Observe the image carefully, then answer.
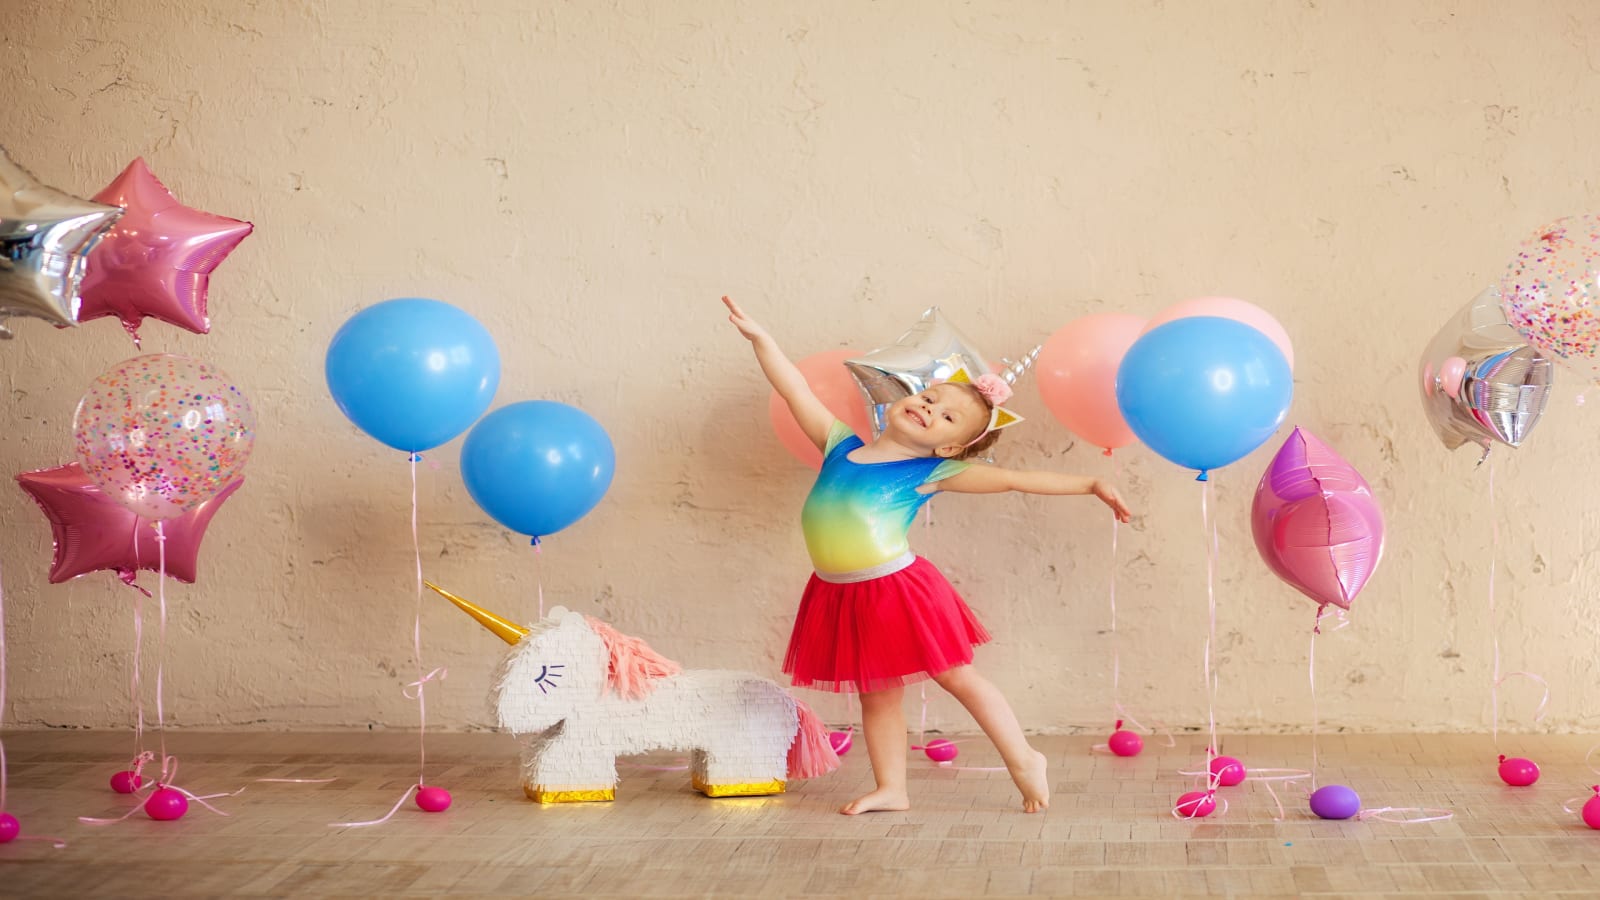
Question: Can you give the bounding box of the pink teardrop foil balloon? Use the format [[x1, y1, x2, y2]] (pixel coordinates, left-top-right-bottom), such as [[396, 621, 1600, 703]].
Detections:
[[1250, 428, 1384, 610]]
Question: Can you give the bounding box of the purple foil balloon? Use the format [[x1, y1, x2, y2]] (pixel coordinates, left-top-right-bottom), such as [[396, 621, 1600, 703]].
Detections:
[[1250, 428, 1384, 611], [77, 158, 253, 346], [16, 462, 243, 590]]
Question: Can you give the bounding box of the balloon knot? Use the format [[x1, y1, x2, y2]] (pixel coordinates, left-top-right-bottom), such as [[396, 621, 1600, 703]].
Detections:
[[1498, 754, 1507, 763], [409, 453, 423, 463], [1114, 719, 1123, 730], [530, 536, 542, 548], [1195, 471, 1209, 482], [1102, 448, 1113, 457]]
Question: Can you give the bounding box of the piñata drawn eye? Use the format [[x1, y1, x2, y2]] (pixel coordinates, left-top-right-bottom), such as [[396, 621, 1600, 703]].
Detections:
[[533, 664, 564, 693]]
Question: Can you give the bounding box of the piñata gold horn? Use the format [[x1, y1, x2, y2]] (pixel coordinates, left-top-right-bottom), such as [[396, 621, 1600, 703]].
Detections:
[[424, 580, 530, 645]]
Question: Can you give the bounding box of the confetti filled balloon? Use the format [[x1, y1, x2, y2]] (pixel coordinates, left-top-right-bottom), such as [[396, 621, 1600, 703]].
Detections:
[[72, 355, 255, 520], [1500, 214, 1600, 383]]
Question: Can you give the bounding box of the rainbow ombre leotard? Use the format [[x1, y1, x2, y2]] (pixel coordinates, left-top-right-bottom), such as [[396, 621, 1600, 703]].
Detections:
[[801, 421, 970, 580]]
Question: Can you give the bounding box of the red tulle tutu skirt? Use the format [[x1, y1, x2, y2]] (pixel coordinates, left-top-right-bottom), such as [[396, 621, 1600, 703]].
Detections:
[[782, 556, 991, 694]]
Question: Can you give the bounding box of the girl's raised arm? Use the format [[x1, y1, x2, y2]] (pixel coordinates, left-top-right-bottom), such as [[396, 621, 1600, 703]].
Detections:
[[724, 296, 836, 451]]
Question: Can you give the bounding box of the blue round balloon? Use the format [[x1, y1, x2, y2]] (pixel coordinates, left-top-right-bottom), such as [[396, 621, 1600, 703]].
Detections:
[[461, 401, 616, 539], [1116, 317, 1292, 479], [325, 298, 501, 453]]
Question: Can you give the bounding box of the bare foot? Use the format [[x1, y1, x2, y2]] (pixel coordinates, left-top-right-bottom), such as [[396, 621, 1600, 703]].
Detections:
[[839, 787, 910, 815], [1010, 749, 1049, 813]]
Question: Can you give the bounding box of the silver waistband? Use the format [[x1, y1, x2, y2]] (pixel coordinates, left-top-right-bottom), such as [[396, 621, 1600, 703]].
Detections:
[[814, 552, 916, 584]]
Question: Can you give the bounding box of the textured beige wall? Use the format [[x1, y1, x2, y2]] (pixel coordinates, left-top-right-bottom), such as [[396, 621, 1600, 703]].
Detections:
[[2, 1, 1598, 736]]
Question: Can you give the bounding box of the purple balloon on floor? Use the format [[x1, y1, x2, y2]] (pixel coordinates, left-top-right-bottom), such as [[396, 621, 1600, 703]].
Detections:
[[1309, 784, 1361, 820]]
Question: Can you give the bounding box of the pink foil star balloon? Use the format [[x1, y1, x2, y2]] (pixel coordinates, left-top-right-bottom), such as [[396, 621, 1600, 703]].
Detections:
[[77, 158, 253, 345], [1250, 428, 1384, 611], [16, 462, 243, 590]]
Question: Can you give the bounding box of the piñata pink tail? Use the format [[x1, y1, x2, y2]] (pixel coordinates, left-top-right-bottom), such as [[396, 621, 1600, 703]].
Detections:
[[787, 699, 840, 780]]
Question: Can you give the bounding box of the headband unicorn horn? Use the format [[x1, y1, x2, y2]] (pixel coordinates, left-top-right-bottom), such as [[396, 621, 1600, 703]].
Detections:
[[945, 365, 1026, 434], [425, 580, 529, 645], [998, 345, 1040, 386]]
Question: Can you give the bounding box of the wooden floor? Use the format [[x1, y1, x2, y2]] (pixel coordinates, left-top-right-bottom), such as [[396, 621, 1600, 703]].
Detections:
[[0, 730, 1595, 897]]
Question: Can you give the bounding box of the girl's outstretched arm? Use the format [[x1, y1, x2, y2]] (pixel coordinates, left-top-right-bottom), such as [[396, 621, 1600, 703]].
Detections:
[[937, 465, 1133, 522], [723, 295, 835, 451]]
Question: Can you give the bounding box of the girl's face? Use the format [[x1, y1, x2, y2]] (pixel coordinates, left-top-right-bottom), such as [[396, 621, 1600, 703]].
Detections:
[[886, 383, 989, 457]]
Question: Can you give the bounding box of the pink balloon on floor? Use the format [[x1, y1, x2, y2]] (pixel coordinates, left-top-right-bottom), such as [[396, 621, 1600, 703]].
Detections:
[[828, 731, 853, 755], [1107, 722, 1143, 757], [416, 786, 452, 812], [1251, 428, 1384, 611], [17, 462, 243, 589], [1497, 755, 1539, 786], [1581, 788, 1600, 829], [144, 787, 189, 821], [109, 770, 145, 794], [1036, 313, 1147, 453], [1143, 296, 1294, 372], [1175, 790, 1216, 818], [768, 349, 873, 469], [921, 739, 959, 763], [0, 813, 18, 843], [1209, 756, 1246, 787], [77, 158, 254, 345]]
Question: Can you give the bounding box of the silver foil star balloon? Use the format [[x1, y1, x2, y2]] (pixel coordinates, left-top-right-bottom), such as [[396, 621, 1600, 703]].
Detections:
[[1419, 286, 1554, 461], [0, 147, 123, 338], [845, 307, 1038, 436]]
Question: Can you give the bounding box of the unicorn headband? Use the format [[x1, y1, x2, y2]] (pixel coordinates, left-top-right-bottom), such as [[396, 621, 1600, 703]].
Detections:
[[942, 364, 1025, 444]]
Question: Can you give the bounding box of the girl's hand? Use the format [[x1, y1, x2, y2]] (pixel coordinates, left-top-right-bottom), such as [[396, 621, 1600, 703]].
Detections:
[[1094, 479, 1133, 523], [723, 296, 770, 343]]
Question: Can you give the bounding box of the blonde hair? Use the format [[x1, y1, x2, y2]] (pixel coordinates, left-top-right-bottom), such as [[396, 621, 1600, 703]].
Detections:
[[946, 382, 1003, 460]]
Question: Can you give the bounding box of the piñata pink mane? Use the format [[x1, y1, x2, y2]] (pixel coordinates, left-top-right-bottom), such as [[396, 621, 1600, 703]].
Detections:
[[584, 616, 682, 699]]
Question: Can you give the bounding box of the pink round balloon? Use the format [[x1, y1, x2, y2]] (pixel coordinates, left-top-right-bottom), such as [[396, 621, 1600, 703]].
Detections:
[[144, 787, 189, 821], [1036, 313, 1146, 453], [416, 786, 452, 812], [1497, 755, 1539, 787], [1251, 428, 1383, 610], [767, 349, 873, 470], [0, 813, 18, 843], [1582, 791, 1600, 829], [78, 158, 253, 345], [1107, 729, 1143, 757], [109, 770, 144, 794], [1209, 756, 1246, 787], [1175, 790, 1216, 818], [828, 730, 853, 755], [922, 739, 959, 763], [1143, 297, 1294, 372], [1438, 356, 1468, 400], [72, 354, 255, 520]]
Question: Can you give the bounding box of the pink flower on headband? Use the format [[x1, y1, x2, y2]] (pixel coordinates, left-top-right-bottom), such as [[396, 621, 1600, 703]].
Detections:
[[972, 373, 1013, 406]]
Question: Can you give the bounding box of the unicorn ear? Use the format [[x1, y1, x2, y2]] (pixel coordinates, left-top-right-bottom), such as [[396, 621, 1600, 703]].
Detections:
[[944, 365, 1025, 433]]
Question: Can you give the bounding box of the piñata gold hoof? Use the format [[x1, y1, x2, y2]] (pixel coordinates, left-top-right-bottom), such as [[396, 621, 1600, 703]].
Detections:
[[691, 774, 786, 798], [524, 784, 616, 803]]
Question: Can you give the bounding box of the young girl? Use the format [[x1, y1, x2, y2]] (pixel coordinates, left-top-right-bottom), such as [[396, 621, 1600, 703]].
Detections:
[[724, 296, 1133, 815]]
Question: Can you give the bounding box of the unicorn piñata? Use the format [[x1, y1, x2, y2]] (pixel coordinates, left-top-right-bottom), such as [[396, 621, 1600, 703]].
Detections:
[[427, 581, 839, 803]]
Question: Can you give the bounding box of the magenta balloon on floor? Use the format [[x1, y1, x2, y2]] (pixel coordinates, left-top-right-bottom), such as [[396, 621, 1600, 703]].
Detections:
[[1250, 428, 1384, 612]]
